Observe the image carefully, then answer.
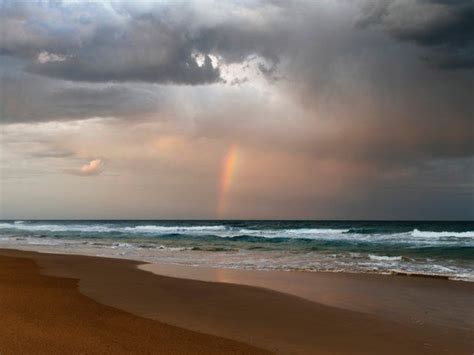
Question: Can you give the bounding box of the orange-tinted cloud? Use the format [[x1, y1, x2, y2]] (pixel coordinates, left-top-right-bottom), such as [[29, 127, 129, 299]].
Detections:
[[64, 159, 104, 177]]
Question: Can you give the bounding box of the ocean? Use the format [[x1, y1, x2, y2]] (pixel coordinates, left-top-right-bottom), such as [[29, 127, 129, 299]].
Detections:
[[0, 220, 472, 281]]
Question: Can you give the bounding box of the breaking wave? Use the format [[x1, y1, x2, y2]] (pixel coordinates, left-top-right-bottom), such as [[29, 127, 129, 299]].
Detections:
[[0, 220, 472, 281], [411, 229, 474, 238]]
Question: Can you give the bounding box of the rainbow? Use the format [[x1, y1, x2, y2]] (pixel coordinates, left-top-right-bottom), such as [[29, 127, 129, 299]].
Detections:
[[217, 145, 239, 217]]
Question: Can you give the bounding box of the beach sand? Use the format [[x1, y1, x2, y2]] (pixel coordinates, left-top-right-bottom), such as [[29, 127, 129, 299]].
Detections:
[[0, 252, 266, 354], [0, 249, 472, 354]]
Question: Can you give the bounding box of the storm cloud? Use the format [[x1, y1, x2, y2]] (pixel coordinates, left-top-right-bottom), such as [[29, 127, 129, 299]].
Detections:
[[0, 0, 281, 84], [0, 73, 161, 123], [0, 0, 472, 219], [357, 0, 474, 69]]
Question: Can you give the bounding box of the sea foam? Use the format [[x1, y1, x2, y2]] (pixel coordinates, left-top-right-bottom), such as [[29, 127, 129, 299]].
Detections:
[[368, 255, 402, 261], [411, 229, 474, 238]]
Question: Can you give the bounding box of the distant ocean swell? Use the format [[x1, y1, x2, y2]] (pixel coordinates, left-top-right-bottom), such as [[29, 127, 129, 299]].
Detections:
[[0, 221, 472, 281]]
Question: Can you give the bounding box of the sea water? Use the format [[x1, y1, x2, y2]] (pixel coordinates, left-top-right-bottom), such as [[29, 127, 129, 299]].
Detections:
[[0, 220, 472, 281]]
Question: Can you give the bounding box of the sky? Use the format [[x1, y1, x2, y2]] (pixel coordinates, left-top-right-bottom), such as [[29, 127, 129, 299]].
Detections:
[[0, 0, 473, 220]]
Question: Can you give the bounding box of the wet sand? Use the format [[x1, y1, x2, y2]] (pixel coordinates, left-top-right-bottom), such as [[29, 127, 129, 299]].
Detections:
[[0, 249, 472, 354], [140, 263, 474, 331]]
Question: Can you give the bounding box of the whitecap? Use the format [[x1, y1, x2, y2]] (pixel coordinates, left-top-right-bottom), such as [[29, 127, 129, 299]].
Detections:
[[368, 255, 402, 261], [0, 222, 228, 234], [411, 229, 474, 238]]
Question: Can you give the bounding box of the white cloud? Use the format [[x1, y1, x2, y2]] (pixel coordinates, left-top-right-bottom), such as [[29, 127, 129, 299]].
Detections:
[[64, 159, 103, 176], [37, 51, 68, 64]]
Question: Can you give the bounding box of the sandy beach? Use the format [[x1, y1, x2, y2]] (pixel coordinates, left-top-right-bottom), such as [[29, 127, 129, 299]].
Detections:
[[0, 249, 472, 354], [0, 251, 265, 354]]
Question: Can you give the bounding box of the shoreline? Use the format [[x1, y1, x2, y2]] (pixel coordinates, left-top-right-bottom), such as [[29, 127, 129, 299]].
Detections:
[[1, 220, 472, 282], [1, 248, 473, 354], [1, 243, 471, 282]]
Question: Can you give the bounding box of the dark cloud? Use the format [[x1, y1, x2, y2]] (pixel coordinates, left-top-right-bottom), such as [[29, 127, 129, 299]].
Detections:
[[29, 147, 75, 159], [2, 0, 471, 90], [0, 69, 160, 123], [28, 49, 221, 85], [357, 0, 474, 69], [0, 1, 301, 85], [1, 1, 222, 84]]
